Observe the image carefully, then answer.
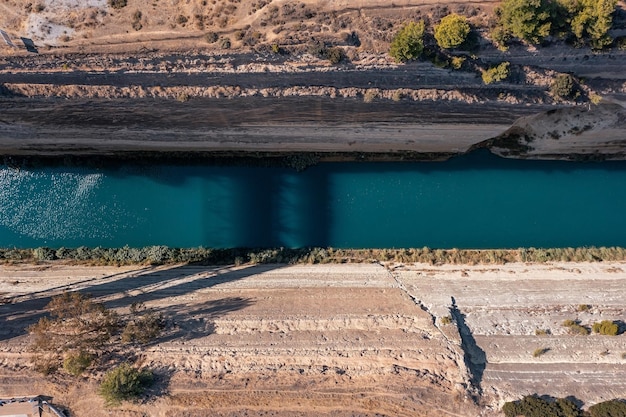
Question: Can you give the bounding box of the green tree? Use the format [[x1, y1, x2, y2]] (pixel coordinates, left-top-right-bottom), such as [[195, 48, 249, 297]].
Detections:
[[435, 14, 471, 49], [569, 0, 617, 48], [496, 0, 553, 44], [99, 364, 153, 406], [588, 400, 626, 417], [389, 21, 426, 63]]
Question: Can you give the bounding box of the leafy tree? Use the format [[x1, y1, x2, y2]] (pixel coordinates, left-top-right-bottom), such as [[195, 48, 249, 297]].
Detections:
[[496, 0, 554, 44], [389, 21, 426, 63], [569, 0, 617, 48], [588, 400, 626, 417], [99, 364, 153, 406], [435, 14, 471, 49]]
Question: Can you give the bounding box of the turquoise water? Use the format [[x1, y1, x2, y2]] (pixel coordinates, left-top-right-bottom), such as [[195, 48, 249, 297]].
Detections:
[[1, 151, 626, 249]]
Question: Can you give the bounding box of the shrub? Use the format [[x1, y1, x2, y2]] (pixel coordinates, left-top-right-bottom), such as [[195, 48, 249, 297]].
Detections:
[[99, 364, 153, 406], [63, 351, 93, 376], [28, 292, 119, 372], [176, 15, 188, 25], [220, 38, 231, 49], [441, 316, 453, 325], [592, 320, 619, 335], [562, 319, 590, 335], [535, 328, 551, 336], [482, 62, 510, 84], [588, 400, 626, 417], [503, 395, 584, 417], [551, 74, 578, 99], [205, 32, 219, 43], [389, 21, 426, 63], [325, 47, 345, 64], [577, 304, 591, 312], [33, 247, 55, 261], [435, 14, 471, 49], [121, 303, 165, 344], [533, 347, 550, 357], [451, 56, 466, 70], [495, 0, 553, 44], [108, 0, 127, 9]]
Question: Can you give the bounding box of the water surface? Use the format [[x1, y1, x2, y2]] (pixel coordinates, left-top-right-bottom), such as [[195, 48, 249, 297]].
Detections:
[[1, 151, 625, 249]]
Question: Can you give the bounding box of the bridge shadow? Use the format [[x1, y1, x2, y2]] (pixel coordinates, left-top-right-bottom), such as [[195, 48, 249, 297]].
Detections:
[[0, 263, 281, 342], [450, 296, 486, 397]]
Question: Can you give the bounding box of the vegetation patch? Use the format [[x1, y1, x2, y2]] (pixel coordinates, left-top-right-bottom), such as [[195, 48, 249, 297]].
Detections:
[[504, 396, 626, 417], [99, 364, 153, 406], [533, 347, 550, 357], [434, 14, 471, 49], [551, 74, 579, 100], [28, 292, 163, 375], [108, 0, 127, 9], [389, 21, 426, 63], [6, 246, 626, 266], [562, 319, 590, 335], [592, 320, 619, 336], [588, 400, 626, 417], [482, 62, 510, 84]]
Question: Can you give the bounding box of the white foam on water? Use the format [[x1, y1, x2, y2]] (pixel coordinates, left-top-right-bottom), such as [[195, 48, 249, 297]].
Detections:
[[0, 168, 113, 242]]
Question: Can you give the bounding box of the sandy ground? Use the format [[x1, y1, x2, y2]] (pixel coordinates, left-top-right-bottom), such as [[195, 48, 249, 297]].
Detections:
[[0, 262, 624, 415]]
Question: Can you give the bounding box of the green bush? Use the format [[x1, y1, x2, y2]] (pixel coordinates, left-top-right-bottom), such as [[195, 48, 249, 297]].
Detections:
[[533, 347, 550, 357], [63, 351, 93, 376], [389, 21, 426, 63], [324, 47, 345, 64], [562, 319, 590, 335], [441, 316, 453, 325], [551, 74, 578, 99], [108, 0, 127, 9], [482, 62, 510, 84], [33, 247, 55, 261], [435, 14, 471, 49], [588, 400, 626, 417], [495, 0, 553, 44], [568, 0, 618, 49], [450, 56, 466, 70], [99, 364, 153, 406], [592, 320, 619, 335], [503, 395, 583, 417]]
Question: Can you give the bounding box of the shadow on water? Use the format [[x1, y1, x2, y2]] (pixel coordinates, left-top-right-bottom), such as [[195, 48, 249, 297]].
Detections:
[[201, 167, 331, 248], [450, 296, 486, 396], [0, 263, 280, 342]]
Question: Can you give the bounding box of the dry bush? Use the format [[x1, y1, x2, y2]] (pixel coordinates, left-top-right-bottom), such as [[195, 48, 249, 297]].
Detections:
[[28, 292, 119, 373]]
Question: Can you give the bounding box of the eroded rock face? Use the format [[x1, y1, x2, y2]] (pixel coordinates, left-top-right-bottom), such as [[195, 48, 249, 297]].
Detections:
[[485, 102, 626, 160]]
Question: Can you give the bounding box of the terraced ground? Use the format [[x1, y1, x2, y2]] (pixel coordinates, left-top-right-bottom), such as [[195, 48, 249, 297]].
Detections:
[[0, 262, 624, 415]]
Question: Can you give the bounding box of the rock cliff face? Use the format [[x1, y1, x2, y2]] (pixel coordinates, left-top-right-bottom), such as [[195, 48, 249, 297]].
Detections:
[[480, 102, 626, 160]]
